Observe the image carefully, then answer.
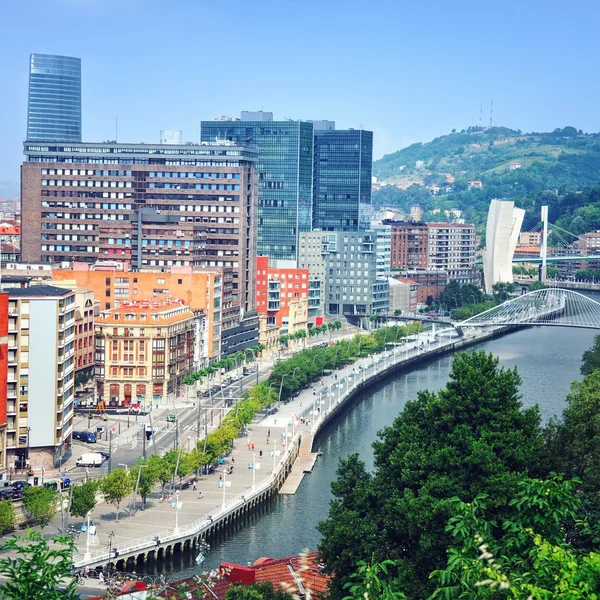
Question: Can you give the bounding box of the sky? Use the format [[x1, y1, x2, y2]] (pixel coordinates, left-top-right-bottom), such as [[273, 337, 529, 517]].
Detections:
[[0, 0, 599, 187]]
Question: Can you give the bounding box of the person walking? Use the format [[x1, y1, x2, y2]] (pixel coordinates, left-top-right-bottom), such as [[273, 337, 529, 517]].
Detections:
[[268, 428, 271, 438], [193, 479, 197, 491]]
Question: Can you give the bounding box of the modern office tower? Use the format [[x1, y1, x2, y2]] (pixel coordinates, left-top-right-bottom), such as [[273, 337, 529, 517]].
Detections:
[[483, 199, 525, 293], [94, 298, 195, 409], [255, 257, 309, 336], [7, 285, 75, 469], [299, 231, 388, 320], [21, 140, 259, 356], [312, 129, 373, 232], [201, 118, 314, 261], [308, 120, 335, 131], [27, 54, 81, 143]]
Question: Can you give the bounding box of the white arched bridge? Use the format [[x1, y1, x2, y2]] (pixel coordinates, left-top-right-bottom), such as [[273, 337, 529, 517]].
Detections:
[[455, 288, 600, 331]]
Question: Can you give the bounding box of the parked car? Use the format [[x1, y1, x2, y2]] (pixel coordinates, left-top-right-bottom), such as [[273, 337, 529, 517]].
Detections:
[[98, 451, 110, 461], [72, 431, 83, 441], [0, 489, 13, 502], [76, 453, 104, 467], [79, 431, 97, 443]]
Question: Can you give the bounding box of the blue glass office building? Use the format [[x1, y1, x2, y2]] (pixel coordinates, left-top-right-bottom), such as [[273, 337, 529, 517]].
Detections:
[[313, 129, 373, 231], [27, 54, 82, 142], [201, 120, 313, 261]]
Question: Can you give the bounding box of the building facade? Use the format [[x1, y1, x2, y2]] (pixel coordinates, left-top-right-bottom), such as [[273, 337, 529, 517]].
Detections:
[[388, 277, 418, 313], [21, 141, 259, 356], [482, 199, 525, 293], [399, 269, 448, 305], [94, 298, 195, 409], [427, 223, 477, 283], [52, 263, 222, 362], [7, 286, 75, 469], [371, 222, 392, 275], [0, 293, 7, 474], [312, 129, 372, 232], [255, 257, 309, 335], [299, 231, 388, 319], [27, 54, 81, 143], [201, 119, 314, 261], [389, 222, 429, 270]]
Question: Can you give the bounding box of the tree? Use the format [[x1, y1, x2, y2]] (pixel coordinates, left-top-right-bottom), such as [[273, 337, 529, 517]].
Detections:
[[491, 281, 515, 302], [429, 475, 600, 599], [581, 335, 600, 376], [319, 351, 543, 599], [99, 469, 132, 522], [0, 529, 78, 599], [131, 461, 158, 508], [22, 486, 59, 530], [0, 502, 15, 536], [69, 480, 98, 519], [529, 280, 547, 290], [225, 582, 295, 600]]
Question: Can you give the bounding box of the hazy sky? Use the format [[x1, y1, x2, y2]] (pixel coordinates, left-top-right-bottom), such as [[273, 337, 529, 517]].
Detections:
[[1, 0, 599, 184]]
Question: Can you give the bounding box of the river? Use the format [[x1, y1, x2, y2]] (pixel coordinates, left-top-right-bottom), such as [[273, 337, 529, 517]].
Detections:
[[151, 324, 597, 577]]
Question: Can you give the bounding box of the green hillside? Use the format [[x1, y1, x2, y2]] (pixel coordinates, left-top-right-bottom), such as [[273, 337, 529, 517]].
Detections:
[[372, 126, 600, 229]]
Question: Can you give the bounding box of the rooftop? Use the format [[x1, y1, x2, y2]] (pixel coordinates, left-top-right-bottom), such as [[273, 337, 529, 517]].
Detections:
[[7, 284, 73, 298]]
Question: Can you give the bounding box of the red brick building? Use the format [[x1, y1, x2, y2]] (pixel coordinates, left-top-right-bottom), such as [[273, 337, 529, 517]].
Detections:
[[256, 257, 309, 335], [389, 221, 429, 270]]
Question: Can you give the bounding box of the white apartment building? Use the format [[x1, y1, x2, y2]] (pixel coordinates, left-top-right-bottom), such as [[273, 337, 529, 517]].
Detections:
[[7, 285, 75, 470], [427, 223, 478, 284]]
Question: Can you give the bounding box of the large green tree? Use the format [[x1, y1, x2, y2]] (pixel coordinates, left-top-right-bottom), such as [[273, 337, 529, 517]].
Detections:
[[319, 351, 543, 599], [99, 469, 132, 522], [0, 530, 78, 599], [69, 480, 98, 519], [581, 335, 600, 376], [22, 486, 59, 530]]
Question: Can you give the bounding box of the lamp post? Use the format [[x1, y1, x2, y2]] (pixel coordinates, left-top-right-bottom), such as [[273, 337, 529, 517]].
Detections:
[[84, 511, 92, 562], [272, 439, 277, 473], [107, 531, 115, 576], [173, 490, 181, 535], [221, 467, 227, 509], [277, 374, 287, 407], [252, 452, 256, 490]]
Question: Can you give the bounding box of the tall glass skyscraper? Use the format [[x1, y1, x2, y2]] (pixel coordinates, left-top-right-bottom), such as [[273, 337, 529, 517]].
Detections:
[[313, 129, 373, 231], [201, 119, 313, 261], [27, 54, 81, 142]]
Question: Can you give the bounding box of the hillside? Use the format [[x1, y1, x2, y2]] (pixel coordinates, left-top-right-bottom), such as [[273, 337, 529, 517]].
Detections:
[[372, 126, 600, 229]]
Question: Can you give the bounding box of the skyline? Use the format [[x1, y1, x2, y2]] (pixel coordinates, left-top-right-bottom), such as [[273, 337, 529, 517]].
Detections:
[[1, 0, 599, 186]]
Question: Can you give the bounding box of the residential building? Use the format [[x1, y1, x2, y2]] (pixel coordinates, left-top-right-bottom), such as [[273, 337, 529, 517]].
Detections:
[[388, 221, 477, 284], [257, 313, 279, 354], [0, 292, 8, 474], [27, 54, 81, 143], [388, 277, 418, 313], [409, 204, 424, 221], [7, 285, 75, 469], [578, 232, 600, 255], [389, 221, 429, 270], [399, 269, 448, 305], [20, 140, 259, 356], [51, 282, 97, 385], [299, 231, 388, 320], [371, 221, 392, 275], [427, 223, 477, 283], [312, 129, 373, 232], [201, 117, 313, 261], [51, 263, 222, 364], [94, 298, 195, 409], [482, 199, 525, 293], [255, 257, 309, 335], [519, 231, 542, 247]]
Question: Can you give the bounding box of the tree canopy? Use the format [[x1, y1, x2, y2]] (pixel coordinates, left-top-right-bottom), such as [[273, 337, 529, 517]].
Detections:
[[319, 351, 544, 599]]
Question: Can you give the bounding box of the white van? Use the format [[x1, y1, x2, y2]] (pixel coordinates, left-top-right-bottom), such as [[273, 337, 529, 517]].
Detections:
[[76, 453, 104, 467]]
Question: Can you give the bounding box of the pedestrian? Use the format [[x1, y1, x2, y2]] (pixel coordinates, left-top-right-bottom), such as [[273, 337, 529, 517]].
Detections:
[[251, 442, 255, 451], [193, 480, 197, 491], [84, 565, 90, 578], [232, 457, 235, 464], [266, 437, 269, 445], [219, 475, 222, 481], [268, 428, 271, 437], [259, 450, 263, 458], [247, 441, 251, 450], [99, 572, 105, 585], [274, 419, 277, 426]]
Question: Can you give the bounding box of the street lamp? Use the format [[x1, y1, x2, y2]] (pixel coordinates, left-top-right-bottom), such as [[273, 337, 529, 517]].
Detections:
[[107, 531, 115, 576], [172, 490, 181, 534], [252, 452, 256, 490], [84, 511, 92, 562], [277, 374, 287, 406]]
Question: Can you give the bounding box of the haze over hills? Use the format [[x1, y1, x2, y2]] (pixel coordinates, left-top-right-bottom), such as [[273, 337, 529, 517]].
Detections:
[[372, 126, 600, 231]]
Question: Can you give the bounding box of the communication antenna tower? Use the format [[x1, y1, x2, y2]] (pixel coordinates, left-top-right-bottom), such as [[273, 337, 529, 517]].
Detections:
[[479, 103, 483, 128], [489, 100, 494, 128]]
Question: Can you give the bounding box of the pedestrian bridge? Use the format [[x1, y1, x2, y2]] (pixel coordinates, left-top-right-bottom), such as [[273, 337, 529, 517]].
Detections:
[[456, 288, 600, 330]]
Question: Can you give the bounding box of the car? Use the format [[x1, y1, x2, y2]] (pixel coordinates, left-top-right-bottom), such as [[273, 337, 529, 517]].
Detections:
[[79, 431, 97, 443], [166, 413, 176, 423], [267, 407, 278, 415], [98, 451, 110, 461], [72, 431, 83, 441], [0, 489, 13, 502]]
